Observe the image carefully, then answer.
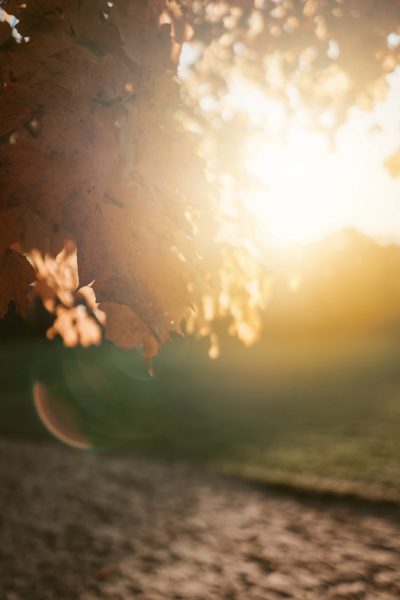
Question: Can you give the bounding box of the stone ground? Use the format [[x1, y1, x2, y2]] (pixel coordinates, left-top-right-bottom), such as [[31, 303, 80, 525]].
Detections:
[[0, 440, 399, 600]]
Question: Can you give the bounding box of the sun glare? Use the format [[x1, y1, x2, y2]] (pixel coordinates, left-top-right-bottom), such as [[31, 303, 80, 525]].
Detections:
[[180, 49, 400, 250], [225, 73, 400, 249], [244, 127, 341, 247]]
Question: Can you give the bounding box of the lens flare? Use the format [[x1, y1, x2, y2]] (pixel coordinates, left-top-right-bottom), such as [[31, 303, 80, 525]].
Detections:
[[33, 381, 92, 449]]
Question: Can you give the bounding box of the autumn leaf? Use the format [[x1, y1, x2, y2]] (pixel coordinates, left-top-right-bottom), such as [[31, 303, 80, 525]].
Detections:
[[0, 249, 35, 318], [0, 206, 24, 253]]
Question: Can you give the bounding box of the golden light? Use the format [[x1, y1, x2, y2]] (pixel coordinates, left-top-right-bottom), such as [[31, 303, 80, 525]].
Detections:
[[180, 31, 400, 250], [244, 127, 341, 247], [178, 24, 400, 349], [220, 74, 400, 249]]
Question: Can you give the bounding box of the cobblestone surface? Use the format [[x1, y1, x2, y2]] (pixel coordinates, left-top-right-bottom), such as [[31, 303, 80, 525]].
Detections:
[[0, 440, 399, 599]]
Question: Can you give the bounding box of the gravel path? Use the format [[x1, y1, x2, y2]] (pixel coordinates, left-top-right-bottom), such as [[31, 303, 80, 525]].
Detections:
[[0, 440, 399, 600]]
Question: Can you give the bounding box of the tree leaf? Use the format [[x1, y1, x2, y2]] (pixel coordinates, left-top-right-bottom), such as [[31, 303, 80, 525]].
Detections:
[[0, 248, 35, 318]]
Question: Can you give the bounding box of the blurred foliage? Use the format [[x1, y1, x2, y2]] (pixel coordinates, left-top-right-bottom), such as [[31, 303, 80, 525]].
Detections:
[[0, 0, 399, 361]]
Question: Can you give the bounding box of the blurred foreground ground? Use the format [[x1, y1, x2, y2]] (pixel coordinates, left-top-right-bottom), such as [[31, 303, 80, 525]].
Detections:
[[1, 439, 399, 600]]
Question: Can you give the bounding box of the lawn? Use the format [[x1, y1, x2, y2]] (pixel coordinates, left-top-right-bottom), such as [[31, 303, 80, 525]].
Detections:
[[1, 332, 399, 502]]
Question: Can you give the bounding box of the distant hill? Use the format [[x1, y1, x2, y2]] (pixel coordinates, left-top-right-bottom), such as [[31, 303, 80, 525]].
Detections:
[[265, 229, 400, 338]]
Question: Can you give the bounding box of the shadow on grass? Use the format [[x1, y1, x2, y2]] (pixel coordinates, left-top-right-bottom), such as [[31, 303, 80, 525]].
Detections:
[[1, 330, 400, 502]]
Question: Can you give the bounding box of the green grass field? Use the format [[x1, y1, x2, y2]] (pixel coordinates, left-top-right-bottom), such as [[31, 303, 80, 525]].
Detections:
[[1, 332, 400, 502]]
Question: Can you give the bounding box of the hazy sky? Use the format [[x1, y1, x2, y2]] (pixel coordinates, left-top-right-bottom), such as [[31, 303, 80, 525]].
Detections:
[[180, 40, 400, 247], [339, 68, 400, 244], [244, 67, 400, 247]]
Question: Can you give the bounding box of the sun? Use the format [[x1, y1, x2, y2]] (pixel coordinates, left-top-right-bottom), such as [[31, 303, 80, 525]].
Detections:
[[180, 46, 400, 251], [243, 125, 345, 247], [223, 74, 400, 249], [216, 75, 351, 248]]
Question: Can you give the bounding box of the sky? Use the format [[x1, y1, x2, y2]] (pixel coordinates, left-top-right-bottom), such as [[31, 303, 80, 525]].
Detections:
[[243, 68, 400, 247], [337, 68, 400, 244], [180, 40, 400, 248]]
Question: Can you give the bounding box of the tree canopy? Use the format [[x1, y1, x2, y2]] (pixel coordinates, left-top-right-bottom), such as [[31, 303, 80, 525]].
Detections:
[[0, 0, 399, 364]]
